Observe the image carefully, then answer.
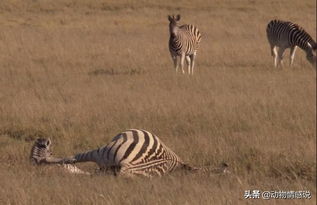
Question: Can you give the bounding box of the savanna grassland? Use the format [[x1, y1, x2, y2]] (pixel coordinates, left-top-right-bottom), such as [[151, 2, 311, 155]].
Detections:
[[0, 0, 316, 204]]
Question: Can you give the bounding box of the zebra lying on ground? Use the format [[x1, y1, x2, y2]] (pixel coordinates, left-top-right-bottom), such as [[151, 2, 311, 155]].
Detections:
[[30, 129, 229, 177], [266, 19, 317, 67], [168, 14, 202, 75], [30, 138, 90, 175]]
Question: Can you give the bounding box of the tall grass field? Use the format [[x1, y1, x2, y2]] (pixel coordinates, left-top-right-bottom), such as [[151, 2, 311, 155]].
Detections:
[[0, 0, 316, 204]]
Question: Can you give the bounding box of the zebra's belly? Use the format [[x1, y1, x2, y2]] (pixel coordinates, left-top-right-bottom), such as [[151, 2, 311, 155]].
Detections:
[[122, 159, 180, 177], [272, 40, 292, 48], [170, 49, 195, 56], [169, 42, 197, 56]]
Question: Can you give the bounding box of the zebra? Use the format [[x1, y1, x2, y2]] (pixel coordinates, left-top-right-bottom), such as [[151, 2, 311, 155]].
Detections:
[[31, 129, 229, 178], [266, 19, 317, 68], [30, 138, 90, 175], [168, 14, 202, 75]]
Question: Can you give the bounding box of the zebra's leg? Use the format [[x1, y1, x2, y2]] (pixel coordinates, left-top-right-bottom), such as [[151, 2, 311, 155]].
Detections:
[[289, 46, 297, 67], [190, 53, 196, 75], [270, 44, 274, 57], [186, 56, 191, 74], [277, 47, 286, 68], [180, 53, 185, 74], [172, 55, 179, 73], [272, 46, 278, 67]]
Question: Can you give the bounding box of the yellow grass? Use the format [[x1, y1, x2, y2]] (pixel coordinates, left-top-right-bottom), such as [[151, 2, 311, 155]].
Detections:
[[0, 0, 316, 204]]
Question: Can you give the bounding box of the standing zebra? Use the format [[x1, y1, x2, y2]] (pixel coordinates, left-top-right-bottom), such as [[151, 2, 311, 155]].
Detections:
[[31, 129, 228, 177], [266, 19, 317, 67], [168, 15, 202, 75]]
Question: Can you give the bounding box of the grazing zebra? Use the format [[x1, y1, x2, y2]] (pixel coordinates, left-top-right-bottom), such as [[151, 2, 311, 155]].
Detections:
[[168, 14, 202, 75], [30, 138, 90, 175], [31, 129, 229, 178], [266, 19, 317, 67]]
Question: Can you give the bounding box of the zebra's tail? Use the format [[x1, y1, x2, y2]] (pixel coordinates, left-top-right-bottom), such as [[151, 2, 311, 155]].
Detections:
[[200, 162, 230, 174], [182, 162, 230, 174], [186, 162, 243, 185], [181, 163, 200, 171]]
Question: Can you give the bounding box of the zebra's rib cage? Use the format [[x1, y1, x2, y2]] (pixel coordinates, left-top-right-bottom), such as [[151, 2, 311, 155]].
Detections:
[[169, 24, 202, 56]]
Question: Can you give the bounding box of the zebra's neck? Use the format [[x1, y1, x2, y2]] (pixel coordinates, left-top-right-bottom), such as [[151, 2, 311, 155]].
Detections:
[[170, 26, 180, 37], [74, 149, 100, 163], [297, 42, 315, 57], [292, 31, 316, 56]]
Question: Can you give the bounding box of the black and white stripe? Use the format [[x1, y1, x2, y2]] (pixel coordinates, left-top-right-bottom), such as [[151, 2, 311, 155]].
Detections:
[[168, 14, 202, 75], [30, 138, 90, 175], [32, 129, 196, 177], [30, 138, 52, 164], [266, 19, 317, 67]]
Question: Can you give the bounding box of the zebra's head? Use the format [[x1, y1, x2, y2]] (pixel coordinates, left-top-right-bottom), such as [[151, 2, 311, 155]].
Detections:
[[30, 138, 52, 165], [313, 43, 317, 51], [306, 42, 317, 67], [307, 55, 317, 67], [168, 14, 181, 35]]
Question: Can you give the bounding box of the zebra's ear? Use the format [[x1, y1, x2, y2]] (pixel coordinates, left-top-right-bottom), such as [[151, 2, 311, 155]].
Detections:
[[176, 14, 181, 21], [168, 15, 173, 21]]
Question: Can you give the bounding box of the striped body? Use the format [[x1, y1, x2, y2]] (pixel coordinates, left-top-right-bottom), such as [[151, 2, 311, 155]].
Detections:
[[33, 129, 194, 177], [266, 19, 317, 67], [169, 24, 201, 56], [73, 129, 187, 177], [168, 15, 201, 75]]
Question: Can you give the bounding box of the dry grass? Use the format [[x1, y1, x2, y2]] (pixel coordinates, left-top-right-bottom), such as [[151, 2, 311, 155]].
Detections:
[[0, 0, 316, 204]]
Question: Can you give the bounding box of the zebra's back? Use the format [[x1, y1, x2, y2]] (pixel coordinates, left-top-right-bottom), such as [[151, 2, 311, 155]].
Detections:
[[266, 19, 316, 49], [180, 24, 202, 44]]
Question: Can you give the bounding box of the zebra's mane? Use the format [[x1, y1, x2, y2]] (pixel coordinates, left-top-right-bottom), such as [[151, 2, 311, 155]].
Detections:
[[286, 21, 317, 47]]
